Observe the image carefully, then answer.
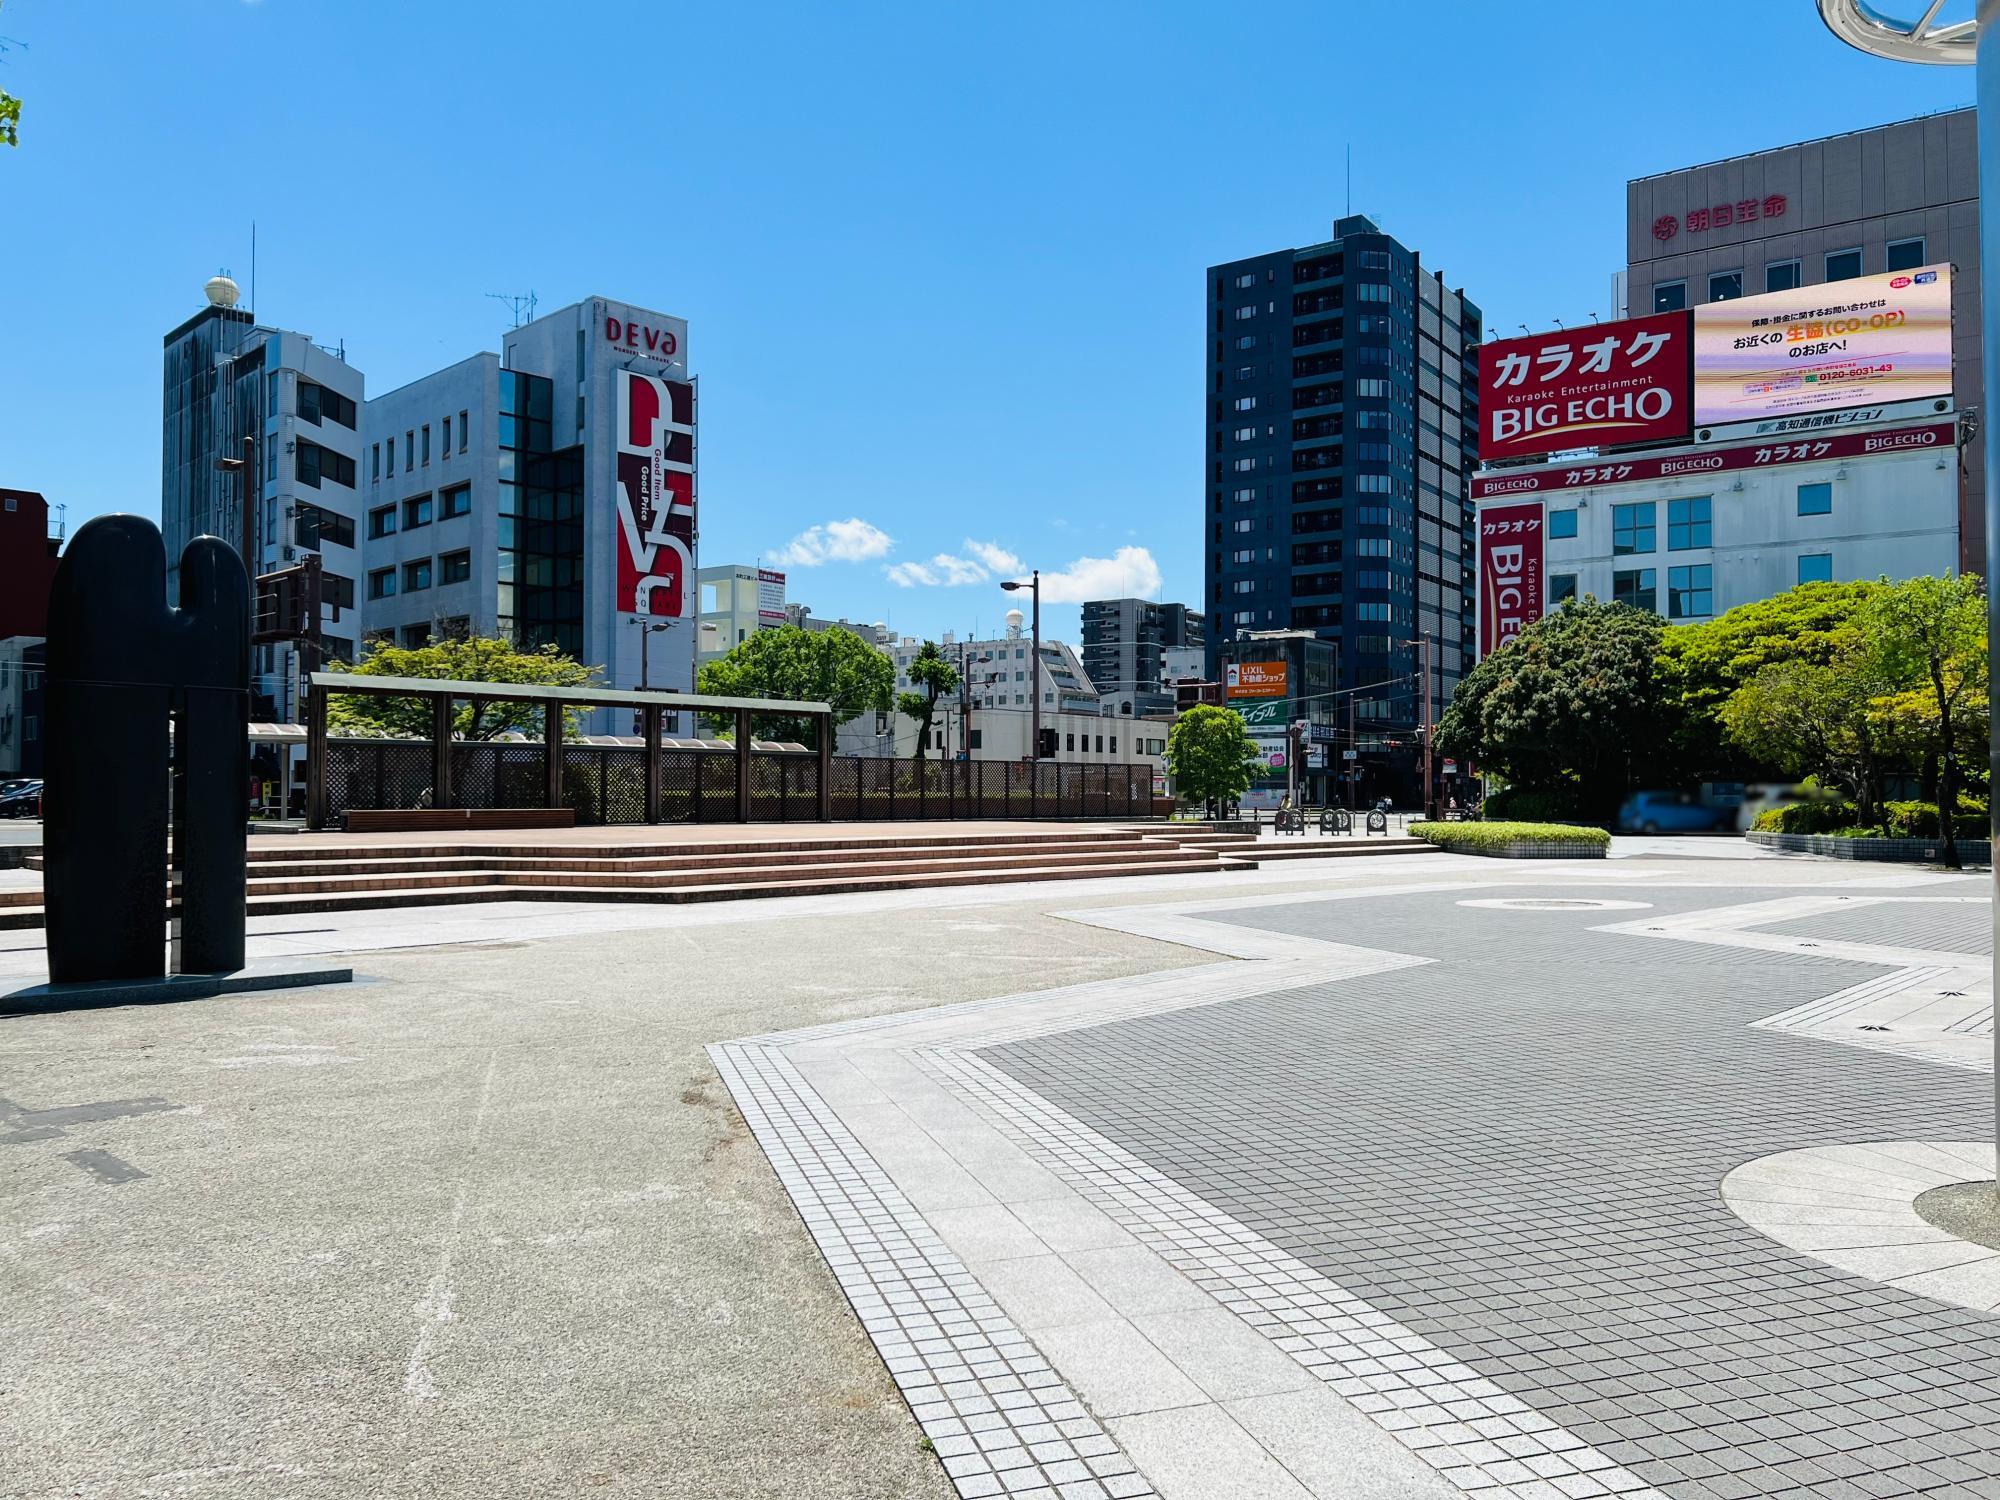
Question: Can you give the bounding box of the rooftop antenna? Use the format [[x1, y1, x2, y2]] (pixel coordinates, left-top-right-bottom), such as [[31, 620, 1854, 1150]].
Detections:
[[1345, 143, 1351, 216], [250, 220, 256, 316], [486, 291, 539, 329]]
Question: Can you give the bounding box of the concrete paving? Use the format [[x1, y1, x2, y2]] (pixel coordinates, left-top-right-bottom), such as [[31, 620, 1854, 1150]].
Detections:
[[0, 890, 1206, 1499]]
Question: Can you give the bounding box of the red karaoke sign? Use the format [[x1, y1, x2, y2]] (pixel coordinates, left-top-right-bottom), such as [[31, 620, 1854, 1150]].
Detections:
[[1477, 501, 1544, 659], [615, 371, 697, 618], [1479, 311, 1693, 462], [1470, 420, 1956, 499]]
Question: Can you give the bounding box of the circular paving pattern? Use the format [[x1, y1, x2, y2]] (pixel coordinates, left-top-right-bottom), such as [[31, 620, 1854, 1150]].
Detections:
[[1721, 1140, 2000, 1312], [1454, 897, 1654, 912]]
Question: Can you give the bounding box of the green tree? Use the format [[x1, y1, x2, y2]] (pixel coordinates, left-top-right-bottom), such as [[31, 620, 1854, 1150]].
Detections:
[[1657, 579, 1882, 779], [895, 640, 960, 767], [1861, 573, 1988, 869], [1, 4, 22, 149], [1166, 704, 1260, 812], [696, 623, 894, 744], [322, 636, 601, 740], [1436, 598, 1669, 819], [1718, 646, 1893, 825]]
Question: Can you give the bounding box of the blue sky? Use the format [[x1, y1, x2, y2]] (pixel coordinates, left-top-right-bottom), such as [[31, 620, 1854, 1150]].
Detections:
[[0, 1, 1974, 648]]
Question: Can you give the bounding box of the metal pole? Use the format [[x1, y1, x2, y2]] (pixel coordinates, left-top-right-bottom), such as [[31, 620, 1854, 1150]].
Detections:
[[639, 616, 651, 691], [1031, 570, 1042, 763], [644, 703, 662, 824], [430, 692, 452, 810], [305, 676, 328, 830], [239, 435, 257, 581], [544, 697, 564, 810], [734, 706, 752, 822], [1422, 632, 1434, 821]]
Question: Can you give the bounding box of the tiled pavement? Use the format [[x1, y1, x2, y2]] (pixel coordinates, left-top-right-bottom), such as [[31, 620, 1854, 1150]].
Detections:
[[1751, 897, 1995, 958], [718, 870, 2000, 1500]]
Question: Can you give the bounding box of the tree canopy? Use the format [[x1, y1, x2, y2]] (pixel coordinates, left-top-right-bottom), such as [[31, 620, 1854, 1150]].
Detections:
[[895, 641, 960, 763], [322, 636, 601, 740], [1435, 598, 1667, 818], [1166, 704, 1261, 808], [695, 624, 894, 744]]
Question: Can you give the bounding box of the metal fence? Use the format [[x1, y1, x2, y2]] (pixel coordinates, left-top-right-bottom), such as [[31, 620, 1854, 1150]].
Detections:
[[321, 739, 1152, 825]]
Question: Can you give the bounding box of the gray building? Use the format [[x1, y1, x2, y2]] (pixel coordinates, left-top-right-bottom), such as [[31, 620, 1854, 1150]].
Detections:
[[1625, 108, 1983, 570], [1080, 598, 1204, 717], [358, 296, 693, 727], [161, 276, 365, 720], [1205, 215, 1482, 744]]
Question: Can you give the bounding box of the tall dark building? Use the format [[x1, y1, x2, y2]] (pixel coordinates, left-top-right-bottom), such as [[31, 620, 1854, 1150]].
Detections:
[[1204, 215, 1481, 759], [1080, 598, 1204, 716]]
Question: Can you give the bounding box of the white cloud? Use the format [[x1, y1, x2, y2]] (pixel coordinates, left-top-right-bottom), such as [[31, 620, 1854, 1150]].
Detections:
[[770, 517, 893, 567], [1034, 547, 1164, 603], [961, 539, 1023, 577], [882, 541, 1164, 605]]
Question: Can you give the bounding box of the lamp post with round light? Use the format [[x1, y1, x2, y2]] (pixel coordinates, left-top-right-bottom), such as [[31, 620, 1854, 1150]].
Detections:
[[1000, 570, 1041, 761]]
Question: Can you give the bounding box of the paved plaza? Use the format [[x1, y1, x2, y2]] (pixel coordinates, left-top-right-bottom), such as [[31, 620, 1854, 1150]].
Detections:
[[3, 839, 1997, 1497]]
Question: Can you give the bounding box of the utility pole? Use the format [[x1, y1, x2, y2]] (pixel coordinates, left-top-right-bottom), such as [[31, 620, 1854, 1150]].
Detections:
[[1419, 632, 1434, 819]]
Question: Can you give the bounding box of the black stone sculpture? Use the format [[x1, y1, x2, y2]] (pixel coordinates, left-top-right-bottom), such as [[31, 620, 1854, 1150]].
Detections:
[[43, 516, 249, 984]]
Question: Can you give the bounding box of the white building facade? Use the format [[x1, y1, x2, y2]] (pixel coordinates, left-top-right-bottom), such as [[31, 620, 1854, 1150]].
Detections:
[[1473, 414, 1964, 627]]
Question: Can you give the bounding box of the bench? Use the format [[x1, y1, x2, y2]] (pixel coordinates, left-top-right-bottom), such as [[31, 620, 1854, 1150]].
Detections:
[[341, 808, 577, 833]]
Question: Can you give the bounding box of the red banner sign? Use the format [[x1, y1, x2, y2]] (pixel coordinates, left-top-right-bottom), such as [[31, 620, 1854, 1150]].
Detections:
[[1477, 502, 1544, 659], [1471, 419, 1955, 499], [1479, 311, 1692, 462], [616, 371, 697, 617]]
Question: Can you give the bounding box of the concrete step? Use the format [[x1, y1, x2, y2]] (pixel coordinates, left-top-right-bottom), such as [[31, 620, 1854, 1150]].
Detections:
[[240, 826, 1143, 864], [239, 844, 1218, 897], [243, 836, 1177, 880]]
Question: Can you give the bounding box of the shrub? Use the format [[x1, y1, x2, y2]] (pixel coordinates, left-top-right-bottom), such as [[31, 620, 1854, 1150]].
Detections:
[[1754, 797, 1988, 838], [1482, 787, 1584, 823], [1409, 820, 1611, 852]]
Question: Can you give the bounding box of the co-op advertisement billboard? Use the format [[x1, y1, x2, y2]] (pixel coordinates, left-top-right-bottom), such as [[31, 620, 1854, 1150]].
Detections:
[[1692, 264, 1953, 426], [1478, 310, 1692, 462], [615, 371, 697, 619]]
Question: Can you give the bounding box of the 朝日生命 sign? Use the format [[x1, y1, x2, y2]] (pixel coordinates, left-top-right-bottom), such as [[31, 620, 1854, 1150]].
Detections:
[[1477, 501, 1544, 659], [1650, 194, 1788, 242], [1478, 311, 1692, 462]]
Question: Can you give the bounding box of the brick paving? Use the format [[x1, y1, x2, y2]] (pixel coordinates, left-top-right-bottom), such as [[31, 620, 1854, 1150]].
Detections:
[[1753, 898, 1995, 958], [982, 887, 2000, 1499]]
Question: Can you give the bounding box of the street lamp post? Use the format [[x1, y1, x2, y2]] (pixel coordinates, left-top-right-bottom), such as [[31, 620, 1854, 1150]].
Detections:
[[1401, 632, 1434, 819], [1817, 0, 1994, 1182], [1000, 570, 1041, 760], [634, 613, 672, 690]]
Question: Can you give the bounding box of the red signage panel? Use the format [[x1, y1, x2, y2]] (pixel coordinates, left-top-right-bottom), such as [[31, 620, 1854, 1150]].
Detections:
[[1470, 420, 1956, 499], [1477, 501, 1544, 659], [615, 371, 697, 617], [1479, 311, 1692, 462]]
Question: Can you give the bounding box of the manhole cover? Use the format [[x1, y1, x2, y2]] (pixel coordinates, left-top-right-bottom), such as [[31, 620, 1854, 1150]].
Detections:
[[1455, 897, 1654, 913]]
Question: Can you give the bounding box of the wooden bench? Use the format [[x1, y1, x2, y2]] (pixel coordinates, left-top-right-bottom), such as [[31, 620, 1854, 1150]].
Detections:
[[341, 808, 577, 833]]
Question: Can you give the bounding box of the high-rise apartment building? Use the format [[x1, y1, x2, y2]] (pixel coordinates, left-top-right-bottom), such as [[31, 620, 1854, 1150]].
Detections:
[[1626, 108, 1982, 570], [160, 276, 365, 720], [1080, 598, 1204, 717], [1205, 215, 1481, 744]]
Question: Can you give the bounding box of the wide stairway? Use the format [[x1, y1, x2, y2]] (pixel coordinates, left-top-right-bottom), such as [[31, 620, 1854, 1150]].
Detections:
[[0, 825, 1437, 928]]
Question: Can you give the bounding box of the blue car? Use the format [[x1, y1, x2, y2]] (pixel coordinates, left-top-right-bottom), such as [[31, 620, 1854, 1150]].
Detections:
[[1617, 790, 1731, 835]]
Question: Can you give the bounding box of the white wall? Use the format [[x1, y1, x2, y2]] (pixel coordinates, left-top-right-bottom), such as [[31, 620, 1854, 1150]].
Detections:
[[1539, 435, 1959, 617]]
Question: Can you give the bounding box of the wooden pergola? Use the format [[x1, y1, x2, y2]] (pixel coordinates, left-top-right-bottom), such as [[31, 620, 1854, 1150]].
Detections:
[[303, 672, 833, 829]]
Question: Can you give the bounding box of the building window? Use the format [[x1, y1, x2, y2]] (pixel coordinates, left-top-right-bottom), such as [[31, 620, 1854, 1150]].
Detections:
[[371, 443, 381, 482], [368, 504, 397, 539], [1550, 574, 1578, 604], [1612, 568, 1656, 613], [1798, 481, 1832, 516], [442, 415, 451, 453], [405, 430, 415, 471], [404, 494, 433, 528], [1233, 305, 1257, 321], [401, 623, 431, 649], [1653, 280, 1686, 313], [1798, 553, 1833, 584], [323, 572, 355, 610], [1548, 509, 1578, 540], [1708, 270, 1742, 302], [440, 483, 471, 519], [1234, 396, 1257, 411], [1887, 237, 1926, 272], [1234, 272, 1257, 288], [367, 567, 396, 600], [1765, 259, 1802, 293], [403, 558, 433, 592], [1233, 425, 1256, 441], [1826, 248, 1863, 281], [294, 440, 355, 490], [1667, 496, 1711, 550], [294, 502, 354, 550], [1611, 501, 1656, 555], [1066, 733, 1075, 752], [296, 381, 356, 430], [1667, 564, 1712, 619], [459, 410, 469, 452], [386, 437, 395, 472]]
